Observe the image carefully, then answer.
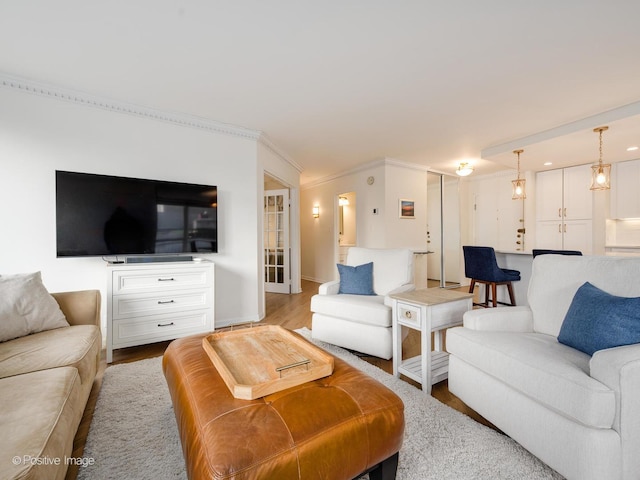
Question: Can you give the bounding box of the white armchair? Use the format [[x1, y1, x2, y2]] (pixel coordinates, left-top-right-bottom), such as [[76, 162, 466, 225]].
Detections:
[[310, 247, 414, 359], [448, 255, 640, 480]]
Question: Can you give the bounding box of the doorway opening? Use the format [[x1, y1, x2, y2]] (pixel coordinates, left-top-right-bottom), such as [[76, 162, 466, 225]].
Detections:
[[264, 175, 290, 294], [337, 192, 356, 264], [426, 172, 461, 288]]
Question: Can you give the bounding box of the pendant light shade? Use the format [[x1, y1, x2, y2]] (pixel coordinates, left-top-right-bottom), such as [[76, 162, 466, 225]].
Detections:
[[590, 126, 611, 190], [512, 149, 526, 200]]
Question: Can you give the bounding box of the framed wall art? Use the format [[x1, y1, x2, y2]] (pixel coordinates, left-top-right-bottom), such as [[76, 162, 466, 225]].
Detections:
[[399, 199, 415, 219]]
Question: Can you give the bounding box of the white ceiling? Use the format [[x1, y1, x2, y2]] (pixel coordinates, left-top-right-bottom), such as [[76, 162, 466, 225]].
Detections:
[[1, 0, 640, 184]]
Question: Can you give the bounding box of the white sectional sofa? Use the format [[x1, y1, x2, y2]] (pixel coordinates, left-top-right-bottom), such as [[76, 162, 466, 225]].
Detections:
[[447, 255, 640, 480]]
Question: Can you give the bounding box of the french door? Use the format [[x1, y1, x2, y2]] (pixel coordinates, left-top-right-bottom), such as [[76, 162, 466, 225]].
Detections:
[[264, 189, 290, 293]]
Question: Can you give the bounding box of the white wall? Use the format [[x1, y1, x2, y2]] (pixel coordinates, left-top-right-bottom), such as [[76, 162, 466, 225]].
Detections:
[[0, 84, 263, 331], [301, 161, 387, 283], [300, 159, 430, 284], [257, 140, 302, 297], [383, 162, 428, 249]]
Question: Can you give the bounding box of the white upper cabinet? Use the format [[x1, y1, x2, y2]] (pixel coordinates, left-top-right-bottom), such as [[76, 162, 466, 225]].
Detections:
[[562, 165, 593, 220], [536, 166, 592, 221], [536, 169, 564, 221], [611, 159, 640, 219], [535, 164, 592, 253]]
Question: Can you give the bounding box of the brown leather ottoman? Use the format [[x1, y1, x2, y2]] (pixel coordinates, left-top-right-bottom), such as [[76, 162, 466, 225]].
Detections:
[[163, 333, 404, 480]]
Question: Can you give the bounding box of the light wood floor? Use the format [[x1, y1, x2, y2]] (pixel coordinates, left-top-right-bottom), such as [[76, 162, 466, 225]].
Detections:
[[68, 279, 494, 480]]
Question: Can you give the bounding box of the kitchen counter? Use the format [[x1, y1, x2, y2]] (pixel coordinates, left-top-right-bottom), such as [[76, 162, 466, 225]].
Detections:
[[494, 250, 533, 307]]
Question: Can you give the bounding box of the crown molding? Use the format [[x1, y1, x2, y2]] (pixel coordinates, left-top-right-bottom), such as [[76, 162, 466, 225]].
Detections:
[[302, 158, 388, 189], [258, 133, 304, 173], [0, 72, 263, 141], [302, 156, 452, 189]]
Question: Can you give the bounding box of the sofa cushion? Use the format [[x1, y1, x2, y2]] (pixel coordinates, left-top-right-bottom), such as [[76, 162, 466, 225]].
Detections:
[[0, 325, 101, 386], [447, 327, 616, 428], [0, 272, 69, 342], [337, 262, 375, 295], [0, 367, 83, 480], [310, 294, 391, 328], [558, 282, 640, 356], [346, 248, 413, 296], [528, 255, 640, 337]]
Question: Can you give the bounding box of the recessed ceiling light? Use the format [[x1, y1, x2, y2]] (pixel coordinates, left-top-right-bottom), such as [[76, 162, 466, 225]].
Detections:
[[543, 162, 553, 166], [627, 146, 639, 152]]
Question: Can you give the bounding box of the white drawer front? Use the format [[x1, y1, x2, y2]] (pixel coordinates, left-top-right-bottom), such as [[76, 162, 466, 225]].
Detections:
[[112, 310, 212, 347], [397, 302, 421, 328], [112, 266, 212, 294], [112, 289, 211, 319]]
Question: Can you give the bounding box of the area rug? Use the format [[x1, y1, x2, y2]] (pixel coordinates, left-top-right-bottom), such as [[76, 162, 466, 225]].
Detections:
[[79, 330, 563, 480]]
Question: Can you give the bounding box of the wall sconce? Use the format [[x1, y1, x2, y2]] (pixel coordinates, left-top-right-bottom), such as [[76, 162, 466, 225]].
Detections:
[[590, 126, 611, 190], [338, 196, 349, 206], [511, 149, 526, 200], [456, 162, 474, 177], [312, 205, 320, 218]]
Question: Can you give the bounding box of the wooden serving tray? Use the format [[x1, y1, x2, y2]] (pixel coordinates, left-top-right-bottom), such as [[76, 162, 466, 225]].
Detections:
[[202, 325, 334, 400]]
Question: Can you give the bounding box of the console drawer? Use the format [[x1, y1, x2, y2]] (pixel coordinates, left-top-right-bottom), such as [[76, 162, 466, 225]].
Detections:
[[111, 310, 212, 347], [112, 266, 212, 294], [112, 289, 211, 319]]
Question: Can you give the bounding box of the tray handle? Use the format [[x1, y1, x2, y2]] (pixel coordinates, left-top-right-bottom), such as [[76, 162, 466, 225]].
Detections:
[[276, 359, 310, 377]]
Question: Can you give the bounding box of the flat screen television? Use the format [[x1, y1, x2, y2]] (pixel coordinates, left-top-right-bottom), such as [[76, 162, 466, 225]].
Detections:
[[56, 170, 218, 257]]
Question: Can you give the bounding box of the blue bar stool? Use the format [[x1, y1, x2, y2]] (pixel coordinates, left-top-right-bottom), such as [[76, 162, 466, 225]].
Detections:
[[463, 246, 521, 307], [532, 249, 582, 258]]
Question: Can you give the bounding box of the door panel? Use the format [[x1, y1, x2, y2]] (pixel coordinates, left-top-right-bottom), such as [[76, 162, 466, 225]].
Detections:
[[264, 189, 290, 293]]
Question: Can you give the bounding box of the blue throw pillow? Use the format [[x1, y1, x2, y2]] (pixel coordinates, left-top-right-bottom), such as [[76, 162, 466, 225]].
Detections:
[[558, 282, 640, 355], [337, 262, 375, 295]]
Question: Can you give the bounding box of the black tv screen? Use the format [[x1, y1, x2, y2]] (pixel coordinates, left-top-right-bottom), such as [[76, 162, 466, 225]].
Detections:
[[56, 171, 218, 257]]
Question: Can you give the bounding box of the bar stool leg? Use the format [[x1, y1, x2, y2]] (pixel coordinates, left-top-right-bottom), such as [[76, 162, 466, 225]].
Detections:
[[507, 282, 516, 306]]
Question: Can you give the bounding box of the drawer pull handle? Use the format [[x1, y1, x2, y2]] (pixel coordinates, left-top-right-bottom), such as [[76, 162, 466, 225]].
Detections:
[[158, 300, 176, 305], [404, 311, 413, 319], [158, 278, 175, 282], [157, 322, 175, 327]]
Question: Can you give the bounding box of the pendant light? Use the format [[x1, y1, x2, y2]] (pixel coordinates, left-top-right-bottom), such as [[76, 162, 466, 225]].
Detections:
[[511, 149, 526, 200], [590, 126, 611, 190]]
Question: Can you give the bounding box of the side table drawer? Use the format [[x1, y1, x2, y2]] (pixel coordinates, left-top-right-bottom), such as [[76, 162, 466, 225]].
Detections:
[[397, 302, 421, 328]]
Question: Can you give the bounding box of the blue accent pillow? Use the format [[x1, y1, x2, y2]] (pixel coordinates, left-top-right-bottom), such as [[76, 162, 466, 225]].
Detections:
[[337, 262, 375, 295], [558, 282, 640, 355]]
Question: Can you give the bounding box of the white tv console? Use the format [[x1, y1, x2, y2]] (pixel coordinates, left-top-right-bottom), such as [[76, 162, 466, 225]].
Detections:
[[106, 260, 214, 363]]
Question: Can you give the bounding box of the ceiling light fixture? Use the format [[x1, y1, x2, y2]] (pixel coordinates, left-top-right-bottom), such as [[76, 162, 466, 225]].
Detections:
[[590, 126, 611, 191], [627, 146, 639, 152], [512, 149, 526, 200], [456, 162, 474, 177]]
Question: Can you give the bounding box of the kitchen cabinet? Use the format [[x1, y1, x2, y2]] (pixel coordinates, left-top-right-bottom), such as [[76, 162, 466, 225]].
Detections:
[[536, 165, 592, 253], [611, 159, 640, 219]]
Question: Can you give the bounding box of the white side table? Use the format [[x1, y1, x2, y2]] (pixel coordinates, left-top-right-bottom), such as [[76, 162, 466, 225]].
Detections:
[[390, 288, 472, 394]]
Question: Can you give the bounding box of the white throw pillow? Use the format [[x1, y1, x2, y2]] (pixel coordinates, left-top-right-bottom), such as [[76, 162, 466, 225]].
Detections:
[[0, 272, 69, 342]]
